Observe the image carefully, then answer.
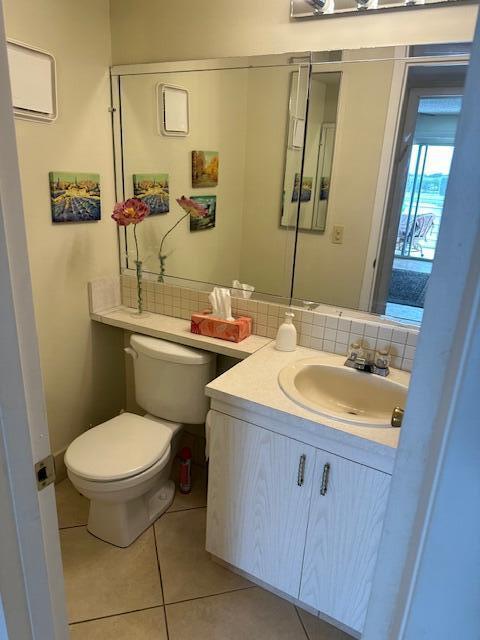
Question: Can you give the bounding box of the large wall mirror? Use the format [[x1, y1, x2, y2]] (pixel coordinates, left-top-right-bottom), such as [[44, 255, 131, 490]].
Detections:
[[112, 43, 470, 322], [114, 55, 304, 300]]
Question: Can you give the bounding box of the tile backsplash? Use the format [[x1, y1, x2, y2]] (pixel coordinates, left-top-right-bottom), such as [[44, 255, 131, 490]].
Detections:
[[104, 274, 419, 372]]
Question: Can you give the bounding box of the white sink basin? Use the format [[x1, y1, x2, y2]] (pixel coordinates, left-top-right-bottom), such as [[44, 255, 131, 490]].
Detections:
[[278, 355, 409, 427]]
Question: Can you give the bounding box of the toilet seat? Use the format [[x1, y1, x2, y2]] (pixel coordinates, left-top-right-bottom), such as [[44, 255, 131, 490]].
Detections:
[[67, 445, 172, 495], [65, 413, 175, 482]]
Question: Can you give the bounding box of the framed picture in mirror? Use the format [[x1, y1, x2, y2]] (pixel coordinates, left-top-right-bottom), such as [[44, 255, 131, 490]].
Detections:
[[132, 173, 169, 215], [189, 195, 216, 231], [192, 150, 219, 188]]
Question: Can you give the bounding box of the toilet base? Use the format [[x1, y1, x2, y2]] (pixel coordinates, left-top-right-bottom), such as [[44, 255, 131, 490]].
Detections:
[[87, 479, 175, 548]]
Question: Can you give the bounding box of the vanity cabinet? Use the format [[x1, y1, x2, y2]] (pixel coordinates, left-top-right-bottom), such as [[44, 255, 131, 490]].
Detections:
[[300, 448, 391, 631], [206, 409, 391, 634], [206, 411, 315, 598]]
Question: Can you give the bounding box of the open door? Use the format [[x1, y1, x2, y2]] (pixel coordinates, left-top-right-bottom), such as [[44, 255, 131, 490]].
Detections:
[[0, 3, 68, 639], [372, 64, 467, 321]]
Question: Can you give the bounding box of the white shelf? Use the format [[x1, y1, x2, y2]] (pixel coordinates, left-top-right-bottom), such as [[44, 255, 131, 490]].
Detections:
[[91, 306, 272, 360]]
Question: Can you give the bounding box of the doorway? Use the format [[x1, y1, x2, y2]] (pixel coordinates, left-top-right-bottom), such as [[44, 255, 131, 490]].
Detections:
[[372, 65, 467, 321]]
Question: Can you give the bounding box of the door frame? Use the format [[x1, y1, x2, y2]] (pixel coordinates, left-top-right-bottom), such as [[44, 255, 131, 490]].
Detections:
[[364, 16, 480, 639], [359, 56, 469, 314], [0, 3, 68, 638], [371, 83, 464, 316]]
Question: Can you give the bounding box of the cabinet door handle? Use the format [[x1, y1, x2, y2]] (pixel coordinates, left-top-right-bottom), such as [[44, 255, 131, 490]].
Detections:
[[297, 454, 306, 486], [320, 463, 330, 496]]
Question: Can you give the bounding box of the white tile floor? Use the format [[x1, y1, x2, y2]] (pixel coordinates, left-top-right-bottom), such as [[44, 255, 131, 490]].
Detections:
[[56, 468, 354, 639]]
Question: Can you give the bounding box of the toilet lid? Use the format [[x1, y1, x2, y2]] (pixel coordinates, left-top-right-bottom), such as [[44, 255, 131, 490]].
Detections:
[[65, 413, 172, 481]]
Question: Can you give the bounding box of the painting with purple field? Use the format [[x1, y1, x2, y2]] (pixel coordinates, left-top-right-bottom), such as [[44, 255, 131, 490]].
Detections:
[[291, 173, 313, 203], [49, 171, 101, 223], [133, 173, 169, 214]]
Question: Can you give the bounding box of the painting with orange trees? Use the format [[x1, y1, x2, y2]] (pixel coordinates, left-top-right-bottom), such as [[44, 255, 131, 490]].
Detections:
[[192, 150, 219, 188]]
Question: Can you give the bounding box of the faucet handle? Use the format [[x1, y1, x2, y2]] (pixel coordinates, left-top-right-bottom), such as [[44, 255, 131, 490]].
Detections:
[[348, 340, 363, 361], [374, 347, 390, 371]]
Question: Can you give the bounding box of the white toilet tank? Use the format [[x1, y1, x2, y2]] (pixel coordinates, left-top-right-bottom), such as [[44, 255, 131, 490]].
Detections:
[[129, 334, 216, 424]]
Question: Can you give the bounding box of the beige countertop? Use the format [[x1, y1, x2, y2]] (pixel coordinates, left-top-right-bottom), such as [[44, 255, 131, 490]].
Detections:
[[91, 306, 272, 359], [206, 342, 405, 474]]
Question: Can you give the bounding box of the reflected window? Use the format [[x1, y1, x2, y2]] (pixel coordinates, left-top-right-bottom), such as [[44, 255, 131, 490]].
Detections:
[[395, 143, 454, 261]]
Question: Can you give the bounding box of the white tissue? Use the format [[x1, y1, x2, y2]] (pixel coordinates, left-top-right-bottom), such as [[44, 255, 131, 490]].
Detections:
[[208, 287, 234, 321], [231, 280, 255, 299]]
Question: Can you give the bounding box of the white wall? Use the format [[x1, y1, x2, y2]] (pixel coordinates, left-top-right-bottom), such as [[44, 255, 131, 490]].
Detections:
[[110, 0, 477, 65], [4, 0, 125, 457]]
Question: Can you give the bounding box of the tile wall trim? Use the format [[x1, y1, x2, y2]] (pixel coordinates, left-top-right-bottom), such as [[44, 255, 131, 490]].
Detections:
[[116, 275, 419, 372]]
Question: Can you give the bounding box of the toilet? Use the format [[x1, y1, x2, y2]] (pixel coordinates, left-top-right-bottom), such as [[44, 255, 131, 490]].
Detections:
[[65, 334, 216, 547]]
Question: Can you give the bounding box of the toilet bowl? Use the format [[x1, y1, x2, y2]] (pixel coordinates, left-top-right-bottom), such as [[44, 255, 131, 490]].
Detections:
[[65, 335, 216, 547]]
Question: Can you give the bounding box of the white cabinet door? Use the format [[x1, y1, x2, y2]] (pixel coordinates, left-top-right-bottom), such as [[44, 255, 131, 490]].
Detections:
[[300, 449, 391, 633], [206, 411, 315, 598]]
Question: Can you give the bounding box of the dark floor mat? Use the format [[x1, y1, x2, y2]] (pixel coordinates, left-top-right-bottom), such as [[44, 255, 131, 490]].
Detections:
[[388, 268, 429, 308]]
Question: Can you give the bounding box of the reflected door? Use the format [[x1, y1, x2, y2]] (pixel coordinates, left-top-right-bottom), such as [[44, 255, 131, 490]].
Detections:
[[373, 79, 464, 322]]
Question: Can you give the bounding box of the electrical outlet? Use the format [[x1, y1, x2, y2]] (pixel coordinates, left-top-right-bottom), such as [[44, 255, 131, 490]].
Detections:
[[332, 225, 344, 244]]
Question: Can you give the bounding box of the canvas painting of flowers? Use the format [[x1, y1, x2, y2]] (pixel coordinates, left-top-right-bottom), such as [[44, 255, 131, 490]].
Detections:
[[189, 195, 216, 231], [49, 172, 101, 223], [192, 151, 219, 188], [133, 173, 169, 214]]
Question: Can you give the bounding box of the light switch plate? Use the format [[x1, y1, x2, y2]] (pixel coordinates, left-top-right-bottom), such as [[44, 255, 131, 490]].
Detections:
[[332, 225, 344, 244]]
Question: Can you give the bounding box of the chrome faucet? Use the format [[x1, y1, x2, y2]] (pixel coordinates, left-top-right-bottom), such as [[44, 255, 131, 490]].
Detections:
[[344, 341, 390, 377]]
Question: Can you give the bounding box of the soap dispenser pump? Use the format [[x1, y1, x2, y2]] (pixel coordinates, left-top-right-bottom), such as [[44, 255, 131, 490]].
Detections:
[[275, 311, 297, 352]]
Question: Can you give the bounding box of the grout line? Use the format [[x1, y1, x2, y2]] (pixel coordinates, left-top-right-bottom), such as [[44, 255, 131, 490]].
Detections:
[[164, 584, 257, 608], [69, 603, 165, 626], [295, 606, 311, 640], [59, 523, 88, 531], [153, 523, 170, 640], [166, 504, 207, 514]]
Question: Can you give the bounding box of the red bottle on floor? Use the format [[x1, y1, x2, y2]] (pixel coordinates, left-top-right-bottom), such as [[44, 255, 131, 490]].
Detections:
[[179, 447, 192, 494]]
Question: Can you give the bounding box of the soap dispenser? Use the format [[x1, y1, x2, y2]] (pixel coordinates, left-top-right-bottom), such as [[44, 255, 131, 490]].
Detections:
[[275, 312, 297, 352]]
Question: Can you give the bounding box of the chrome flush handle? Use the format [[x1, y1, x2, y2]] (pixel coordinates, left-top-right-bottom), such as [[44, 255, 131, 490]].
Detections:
[[297, 454, 306, 486]]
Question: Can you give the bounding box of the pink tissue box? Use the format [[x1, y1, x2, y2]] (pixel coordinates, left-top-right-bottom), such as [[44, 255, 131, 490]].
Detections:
[[191, 311, 252, 343]]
